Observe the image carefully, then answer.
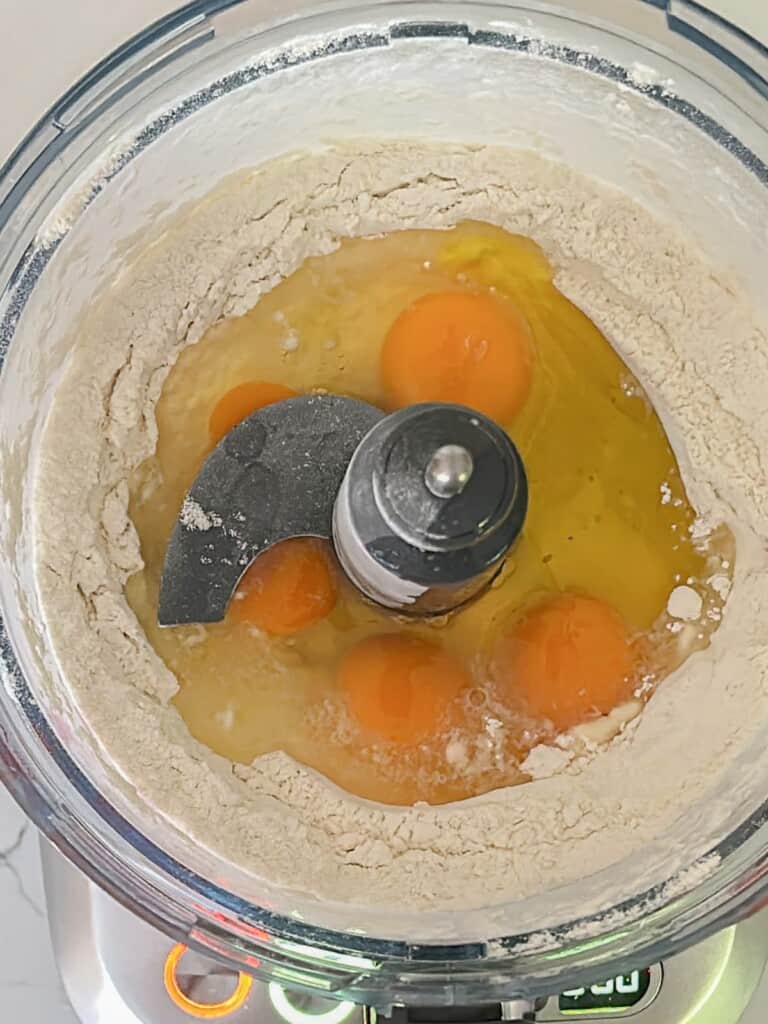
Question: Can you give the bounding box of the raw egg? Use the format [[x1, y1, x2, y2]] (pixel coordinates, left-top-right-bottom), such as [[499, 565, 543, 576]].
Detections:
[[381, 290, 532, 421], [338, 634, 470, 746], [209, 380, 297, 444], [231, 538, 336, 636], [127, 221, 731, 806], [494, 592, 635, 731]]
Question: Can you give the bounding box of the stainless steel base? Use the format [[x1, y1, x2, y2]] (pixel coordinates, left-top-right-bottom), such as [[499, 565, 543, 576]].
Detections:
[[41, 839, 768, 1024]]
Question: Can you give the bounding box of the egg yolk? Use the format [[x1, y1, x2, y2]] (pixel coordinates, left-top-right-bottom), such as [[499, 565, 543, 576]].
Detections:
[[495, 593, 635, 731], [209, 380, 298, 444], [339, 634, 471, 746], [380, 290, 532, 421], [230, 538, 336, 635]]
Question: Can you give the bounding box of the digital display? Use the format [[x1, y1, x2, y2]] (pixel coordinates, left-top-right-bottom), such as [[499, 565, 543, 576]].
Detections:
[[559, 969, 652, 1014]]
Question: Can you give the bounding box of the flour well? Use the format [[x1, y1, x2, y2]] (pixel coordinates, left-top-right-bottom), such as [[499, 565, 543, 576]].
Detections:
[[32, 143, 768, 915]]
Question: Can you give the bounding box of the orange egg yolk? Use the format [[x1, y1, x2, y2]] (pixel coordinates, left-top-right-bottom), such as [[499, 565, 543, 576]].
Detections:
[[495, 593, 635, 731], [380, 290, 532, 421], [209, 380, 298, 445], [230, 538, 336, 636], [339, 634, 471, 746]]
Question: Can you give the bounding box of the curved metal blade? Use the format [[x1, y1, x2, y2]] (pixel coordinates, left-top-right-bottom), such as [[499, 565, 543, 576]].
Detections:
[[157, 394, 384, 626]]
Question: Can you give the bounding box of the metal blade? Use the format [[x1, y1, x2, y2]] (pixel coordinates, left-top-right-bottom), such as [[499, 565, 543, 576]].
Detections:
[[157, 394, 383, 626]]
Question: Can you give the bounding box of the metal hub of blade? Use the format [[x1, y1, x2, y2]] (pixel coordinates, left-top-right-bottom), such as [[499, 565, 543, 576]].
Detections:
[[333, 402, 528, 614], [158, 394, 528, 627]]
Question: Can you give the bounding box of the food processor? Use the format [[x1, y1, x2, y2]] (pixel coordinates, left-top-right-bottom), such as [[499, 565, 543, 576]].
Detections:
[[1, 0, 768, 1022]]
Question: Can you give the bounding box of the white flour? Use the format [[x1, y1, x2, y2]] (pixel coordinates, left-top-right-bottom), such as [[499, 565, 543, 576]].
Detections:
[[32, 142, 768, 915], [180, 496, 223, 532]]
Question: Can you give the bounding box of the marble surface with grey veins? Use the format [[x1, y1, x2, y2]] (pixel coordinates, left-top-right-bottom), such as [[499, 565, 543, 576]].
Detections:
[[0, 784, 78, 1022]]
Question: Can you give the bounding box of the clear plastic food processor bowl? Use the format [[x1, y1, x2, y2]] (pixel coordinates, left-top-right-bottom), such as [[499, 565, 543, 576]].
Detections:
[[1, 0, 767, 1007]]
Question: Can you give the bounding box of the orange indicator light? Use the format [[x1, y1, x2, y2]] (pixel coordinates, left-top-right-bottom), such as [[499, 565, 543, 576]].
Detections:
[[163, 943, 253, 1019]]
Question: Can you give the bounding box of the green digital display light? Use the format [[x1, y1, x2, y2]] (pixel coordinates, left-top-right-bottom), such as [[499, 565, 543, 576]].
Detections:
[[559, 969, 652, 1014]]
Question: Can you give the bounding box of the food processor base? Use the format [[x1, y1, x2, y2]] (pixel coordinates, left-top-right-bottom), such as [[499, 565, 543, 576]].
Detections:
[[40, 839, 768, 1024]]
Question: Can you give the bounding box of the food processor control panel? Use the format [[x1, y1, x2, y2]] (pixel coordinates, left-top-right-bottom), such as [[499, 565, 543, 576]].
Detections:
[[41, 840, 768, 1024]]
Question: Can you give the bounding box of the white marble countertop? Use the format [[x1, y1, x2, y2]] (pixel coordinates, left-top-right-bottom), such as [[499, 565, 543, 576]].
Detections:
[[0, 785, 78, 1021]]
